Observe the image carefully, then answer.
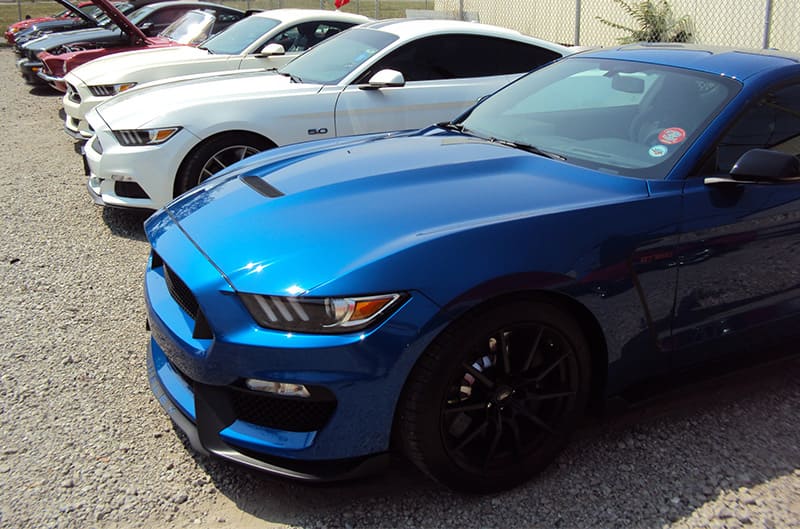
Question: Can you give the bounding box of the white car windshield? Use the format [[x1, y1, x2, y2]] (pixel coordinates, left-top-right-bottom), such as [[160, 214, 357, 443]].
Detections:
[[200, 16, 280, 54], [460, 57, 740, 179], [279, 27, 397, 85], [161, 10, 215, 44]]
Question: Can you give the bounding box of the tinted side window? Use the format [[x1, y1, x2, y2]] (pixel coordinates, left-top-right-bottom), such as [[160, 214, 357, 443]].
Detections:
[[268, 22, 357, 52], [366, 35, 560, 82], [143, 7, 193, 31], [712, 83, 800, 173], [212, 10, 244, 34]]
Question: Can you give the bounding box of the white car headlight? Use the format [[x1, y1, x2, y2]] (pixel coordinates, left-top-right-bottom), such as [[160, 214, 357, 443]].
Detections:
[[112, 127, 181, 146], [240, 293, 406, 334], [88, 82, 137, 97]]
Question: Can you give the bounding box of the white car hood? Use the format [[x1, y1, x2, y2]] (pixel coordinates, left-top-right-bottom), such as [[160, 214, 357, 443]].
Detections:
[[94, 71, 320, 130], [70, 46, 213, 85]]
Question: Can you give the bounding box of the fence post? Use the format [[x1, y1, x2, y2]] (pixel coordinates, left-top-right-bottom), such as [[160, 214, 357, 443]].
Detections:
[[375, 0, 378, 18], [762, 0, 773, 48], [17, 0, 22, 21], [574, 0, 582, 45], [459, 0, 464, 20]]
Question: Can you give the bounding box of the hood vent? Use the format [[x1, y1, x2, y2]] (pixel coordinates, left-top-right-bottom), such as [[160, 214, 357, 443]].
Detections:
[[240, 175, 284, 198]]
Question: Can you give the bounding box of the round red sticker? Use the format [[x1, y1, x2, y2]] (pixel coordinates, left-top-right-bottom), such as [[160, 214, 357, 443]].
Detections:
[[658, 127, 686, 145]]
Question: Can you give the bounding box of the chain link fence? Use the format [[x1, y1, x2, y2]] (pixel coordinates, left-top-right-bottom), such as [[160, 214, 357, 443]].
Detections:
[[220, 0, 436, 19], [227, 0, 800, 51], [434, 0, 800, 50]]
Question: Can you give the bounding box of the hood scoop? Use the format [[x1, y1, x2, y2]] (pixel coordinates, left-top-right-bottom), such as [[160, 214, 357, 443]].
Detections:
[[240, 174, 284, 198]]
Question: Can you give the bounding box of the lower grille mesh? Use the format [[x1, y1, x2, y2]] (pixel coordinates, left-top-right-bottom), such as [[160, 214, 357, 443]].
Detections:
[[164, 264, 198, 318], [230, 389, 337, 432]]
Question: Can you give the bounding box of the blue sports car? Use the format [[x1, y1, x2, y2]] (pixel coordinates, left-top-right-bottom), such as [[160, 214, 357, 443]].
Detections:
[[144, 44, 800, 492]]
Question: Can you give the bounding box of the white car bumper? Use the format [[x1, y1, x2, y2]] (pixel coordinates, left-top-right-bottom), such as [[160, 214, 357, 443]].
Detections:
[[64, 80, 108, 139], [84, 114, 198, 210]]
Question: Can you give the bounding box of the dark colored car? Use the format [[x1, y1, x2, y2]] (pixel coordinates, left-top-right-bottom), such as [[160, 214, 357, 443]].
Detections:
[[144, 44, 800, 492], [5, 1, 96, 45], [11, 0, 148, 50], [16, 0, 245, 89]]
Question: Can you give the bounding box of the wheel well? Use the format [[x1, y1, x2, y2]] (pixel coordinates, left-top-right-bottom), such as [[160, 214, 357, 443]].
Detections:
[[390, 290, 609, 449], [173, 130, 277, 198]]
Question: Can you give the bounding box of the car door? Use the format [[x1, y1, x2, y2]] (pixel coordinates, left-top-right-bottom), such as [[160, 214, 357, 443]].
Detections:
[[333, 34, 562, 136], [672, 80, 800, 366]]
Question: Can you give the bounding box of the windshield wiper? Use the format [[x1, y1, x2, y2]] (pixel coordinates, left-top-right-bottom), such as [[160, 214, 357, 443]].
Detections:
[[198, 46, 213, 54], [489, 138, 566, 161], [278, 71, 302, 83], [437, 121, 465, 133]]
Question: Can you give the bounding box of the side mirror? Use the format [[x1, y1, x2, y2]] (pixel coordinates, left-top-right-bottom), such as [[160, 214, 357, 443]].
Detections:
[[360, 69, 405, 90], [257, 43, 285, 57], [705, 149, 800, 185]]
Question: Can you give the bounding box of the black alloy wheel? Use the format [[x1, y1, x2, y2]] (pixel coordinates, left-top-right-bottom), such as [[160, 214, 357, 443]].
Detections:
[[398, 300, 591, 492]]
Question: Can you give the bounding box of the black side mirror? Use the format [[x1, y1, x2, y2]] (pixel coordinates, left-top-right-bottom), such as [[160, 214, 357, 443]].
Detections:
[[731, 148, 800, 181], [705, 149, 800, 186]]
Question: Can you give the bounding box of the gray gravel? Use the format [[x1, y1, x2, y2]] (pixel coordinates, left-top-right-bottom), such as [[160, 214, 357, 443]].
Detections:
[[0, 46, 799, 529]]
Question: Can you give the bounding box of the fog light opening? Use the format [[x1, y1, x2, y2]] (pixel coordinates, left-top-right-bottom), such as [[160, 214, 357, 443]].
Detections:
[[245, 379, 311, 398]]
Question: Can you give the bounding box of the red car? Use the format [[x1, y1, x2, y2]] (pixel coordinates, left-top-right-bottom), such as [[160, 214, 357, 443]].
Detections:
[[36, 0, 245, 92]]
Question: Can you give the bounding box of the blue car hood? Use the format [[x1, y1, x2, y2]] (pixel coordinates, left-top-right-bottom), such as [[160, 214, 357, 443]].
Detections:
[[155, 132, 650, 299]]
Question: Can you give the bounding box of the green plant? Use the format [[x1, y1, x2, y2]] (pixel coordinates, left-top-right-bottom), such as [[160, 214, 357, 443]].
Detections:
[[597, 0, 692, 43]]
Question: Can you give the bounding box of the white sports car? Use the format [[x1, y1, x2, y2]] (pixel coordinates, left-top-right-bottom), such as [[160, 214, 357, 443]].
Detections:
[[64, 9, 369, 137], [84, 19, 572, 210]]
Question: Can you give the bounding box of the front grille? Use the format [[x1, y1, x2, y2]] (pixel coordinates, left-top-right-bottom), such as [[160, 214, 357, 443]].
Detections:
[[230, 387, 337, 432], [89, 85, 116, 97], [163, 264, 199, 318], [114, 180, 148, 199]]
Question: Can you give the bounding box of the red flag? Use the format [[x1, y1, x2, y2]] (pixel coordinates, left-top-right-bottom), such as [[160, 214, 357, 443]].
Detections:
[[335, 0, 350, 8]]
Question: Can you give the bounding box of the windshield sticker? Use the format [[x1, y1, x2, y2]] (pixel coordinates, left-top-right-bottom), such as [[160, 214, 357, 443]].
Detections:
[[649, 145, 668, 157], [658, 127, 686, 145]]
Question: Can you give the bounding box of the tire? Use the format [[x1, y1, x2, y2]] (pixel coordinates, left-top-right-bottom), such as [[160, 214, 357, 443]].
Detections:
[[175, 133, 274, 197], [397, 299, 592, 493]]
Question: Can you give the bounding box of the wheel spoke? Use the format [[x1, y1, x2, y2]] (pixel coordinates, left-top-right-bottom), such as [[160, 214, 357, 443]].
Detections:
[[522, 390, 575, 402], [534, 351, 569, 382], [462, 363, 495, 389], [522, 326, 544, 371], [444, 401, 490, 415], [453, 421, 488, 452], [511, 401, 556, 434], [483, 414, 504, 468], [210, 154, 226, 170], [504, 415, 523, 457], [500, 331, 512, 375]]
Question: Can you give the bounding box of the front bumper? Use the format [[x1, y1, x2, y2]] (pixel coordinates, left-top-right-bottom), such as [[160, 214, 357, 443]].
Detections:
[[147, 337, 390, 481], [83, 122, 197, 210], [36, 69, 67, 92], [143, 219, 442, 479], [63, 79, 104, 139], [16, 57, 47, 85]]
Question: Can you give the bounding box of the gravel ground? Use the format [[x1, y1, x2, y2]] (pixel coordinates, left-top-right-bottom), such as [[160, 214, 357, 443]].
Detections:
[[0, 46, 799, 529]]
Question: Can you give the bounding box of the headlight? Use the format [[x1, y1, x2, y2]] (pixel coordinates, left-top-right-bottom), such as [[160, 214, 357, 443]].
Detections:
[[88, 82, 137, 97], [240, 293, 406, 334], [113, 127, 181, 146]]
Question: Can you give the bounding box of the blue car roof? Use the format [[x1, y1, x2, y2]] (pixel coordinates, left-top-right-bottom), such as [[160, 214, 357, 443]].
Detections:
[[579, 43, 800, 81]]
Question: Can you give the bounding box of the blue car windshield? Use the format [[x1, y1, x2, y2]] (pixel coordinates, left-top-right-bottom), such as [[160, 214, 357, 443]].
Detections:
[[279, 27, 398, 85], [201, 16, 280, 54], [460, 57, 740, 179]]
